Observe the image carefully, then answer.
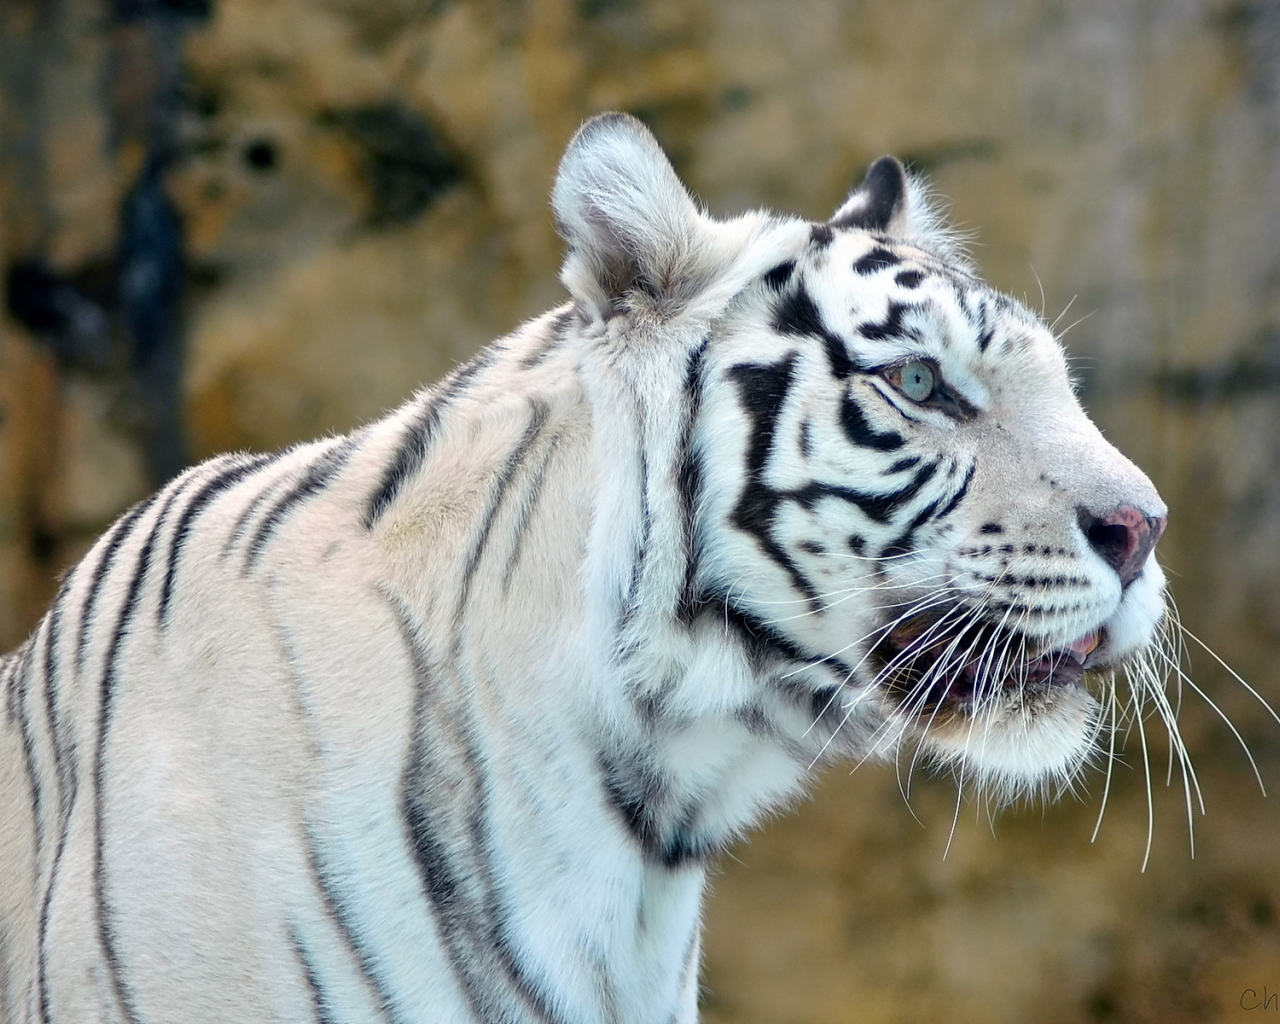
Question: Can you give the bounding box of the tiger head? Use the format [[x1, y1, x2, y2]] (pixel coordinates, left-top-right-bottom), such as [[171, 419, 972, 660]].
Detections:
[[554, 114, 1168, 801]]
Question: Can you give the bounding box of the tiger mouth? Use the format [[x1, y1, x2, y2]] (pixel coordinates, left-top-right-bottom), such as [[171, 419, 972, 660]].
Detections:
[[872, 615, 1104, 714]]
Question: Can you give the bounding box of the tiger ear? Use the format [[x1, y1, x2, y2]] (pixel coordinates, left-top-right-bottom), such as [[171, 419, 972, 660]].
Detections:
[[829, 156, 911, 234], [830, 156, 969, 264], [552, 113, 706, 323]]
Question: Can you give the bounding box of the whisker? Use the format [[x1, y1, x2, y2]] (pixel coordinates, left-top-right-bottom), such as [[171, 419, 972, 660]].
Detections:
[[1048, 293, 1078, 333], [1158, 650, 1266, 796], [754, 571, 963, 610], [1177, 621, 1280, 730], [787, 590, 961, 686], [1132, 686, 1155, 873], [1129, 647, 1202, 858], [761, 573, 965, 624], [943, 714, 980, 860], [900, 606, 991, 797], [1090, 670, 1119, 844]]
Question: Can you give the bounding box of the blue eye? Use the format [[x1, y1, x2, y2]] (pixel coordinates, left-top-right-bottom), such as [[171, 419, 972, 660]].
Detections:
[[897, 360, 935, 402]]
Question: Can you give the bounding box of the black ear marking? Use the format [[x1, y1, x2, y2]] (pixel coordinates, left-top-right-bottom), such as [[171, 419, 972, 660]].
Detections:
[[831, 156, 908, 232]]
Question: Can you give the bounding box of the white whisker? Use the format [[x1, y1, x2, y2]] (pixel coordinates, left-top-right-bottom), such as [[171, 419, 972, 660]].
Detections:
[[1132, 687, 1155, 873], [1177, 621, 1280, 730]]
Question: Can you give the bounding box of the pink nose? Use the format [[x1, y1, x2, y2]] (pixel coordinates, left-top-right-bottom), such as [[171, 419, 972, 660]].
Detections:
[[1077, 504, 1167, 587]]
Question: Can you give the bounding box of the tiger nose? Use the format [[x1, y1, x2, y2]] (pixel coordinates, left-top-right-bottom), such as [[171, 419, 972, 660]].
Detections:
[[1077, 504, 1167, 587]]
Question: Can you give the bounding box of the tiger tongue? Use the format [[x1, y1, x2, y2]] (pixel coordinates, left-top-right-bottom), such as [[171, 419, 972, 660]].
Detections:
[[1063, 631, 1100, 662]]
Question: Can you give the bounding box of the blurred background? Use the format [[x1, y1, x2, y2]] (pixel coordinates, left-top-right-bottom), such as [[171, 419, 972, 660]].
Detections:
[[2, 0, 1279, 1020]]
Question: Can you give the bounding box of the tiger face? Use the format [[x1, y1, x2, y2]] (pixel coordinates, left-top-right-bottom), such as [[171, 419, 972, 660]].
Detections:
[[699, 220, 1167, 796], [557, 116, 1168, 801]]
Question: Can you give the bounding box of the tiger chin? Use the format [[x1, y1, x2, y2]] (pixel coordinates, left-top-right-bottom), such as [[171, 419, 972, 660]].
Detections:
[[0, 113, 1169, 1023]]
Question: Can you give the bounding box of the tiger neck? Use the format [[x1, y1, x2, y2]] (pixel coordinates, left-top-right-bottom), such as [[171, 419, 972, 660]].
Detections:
[[366, 310, 848, 1019], [382, 311, 831, 961], [569, 319, 828, 870]]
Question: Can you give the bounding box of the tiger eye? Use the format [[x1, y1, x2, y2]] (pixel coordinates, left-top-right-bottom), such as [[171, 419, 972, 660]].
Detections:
[[899, 360, 935, 402]]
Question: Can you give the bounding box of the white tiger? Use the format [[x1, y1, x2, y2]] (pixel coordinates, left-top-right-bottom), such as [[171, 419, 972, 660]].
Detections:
[[0, 113, 1169, 1023]]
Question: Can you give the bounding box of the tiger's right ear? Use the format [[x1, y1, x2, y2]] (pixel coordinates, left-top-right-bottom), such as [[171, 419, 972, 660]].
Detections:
[[552, 113, 706, 324], [829, 156, 910, 234]]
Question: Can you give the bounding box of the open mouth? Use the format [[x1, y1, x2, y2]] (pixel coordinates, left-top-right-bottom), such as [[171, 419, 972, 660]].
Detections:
[[871, 614, 1104, 714]]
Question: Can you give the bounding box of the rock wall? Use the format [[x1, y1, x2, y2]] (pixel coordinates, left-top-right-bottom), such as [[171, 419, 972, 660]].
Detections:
[[3, 1, 1279, 1020]]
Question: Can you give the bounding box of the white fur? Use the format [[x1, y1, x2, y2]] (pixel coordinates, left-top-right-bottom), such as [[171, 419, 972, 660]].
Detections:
[[0, 113, 1170, 1022]]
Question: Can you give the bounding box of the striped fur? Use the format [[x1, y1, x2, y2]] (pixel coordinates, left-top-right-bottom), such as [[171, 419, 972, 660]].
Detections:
[[0, 114, 1168, 1023]]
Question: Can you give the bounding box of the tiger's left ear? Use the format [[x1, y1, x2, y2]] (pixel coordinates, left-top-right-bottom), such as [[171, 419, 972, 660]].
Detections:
[[829, 156, 911, 234], [552, 113, 710, 324]]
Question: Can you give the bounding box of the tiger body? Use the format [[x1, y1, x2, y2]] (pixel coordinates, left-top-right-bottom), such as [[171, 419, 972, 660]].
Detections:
[[0, 115, 1168, 1023]]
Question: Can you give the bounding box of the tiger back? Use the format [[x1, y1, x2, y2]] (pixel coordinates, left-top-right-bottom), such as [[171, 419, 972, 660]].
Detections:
[[0, 114, 1168, 1023]]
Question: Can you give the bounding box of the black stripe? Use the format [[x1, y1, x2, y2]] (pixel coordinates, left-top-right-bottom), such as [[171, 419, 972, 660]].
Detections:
[[158, 453, 278, 626], [90, 473, 203, 1022], [41, 593, 77, 830], [75, 494, 159, 671], [95, 493, 175, 1024], [809, 223, 833, 247], [519, 309, 574, 368], [852, 247, 900, 275], [887, 456, 921, 473], [11, 643, 47, 866], [614, 446, 652, 654], [676, 339, 710, 622], [895, 270, 924, 289], [599, 751, 716, 869], [1, 650, 20, 713], [599, 751, 663, 853], [245, 439, 358, 571], [456, 403, 549, 616], [718, 599, 854, 679], [726, 358, 821, 607], [588, 947, 623, 1024], [36, 589, 75, 1024], [2, 651, 22, 719], [773, 286, 861, 380], [390, 597, 561, 1024], [932, 461, 976, 522], [290, 923, 340, 1024], [271, 618, 398, 1023], [787, 459, 940, 524], [763, 261, 795, 290], [840, 391, 904, 451], [303, 831, 400, 1024], [976, 299, 996, 352], [363, 349, 498, 529], [467, 797, 563, 1024], [397, 800, 487, 1020], [501, 430, 562, 591], [614, 391, 653, 648], [87, 473, 211, 1021], [880, 497, 944, 558], [857, 300, 918, 342], [219, 468, 293, 558], [38, 795, 73, 1024]]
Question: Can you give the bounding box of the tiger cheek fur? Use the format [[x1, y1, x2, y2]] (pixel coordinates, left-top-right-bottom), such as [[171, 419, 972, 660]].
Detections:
[[0, 113, 1168, 1023]]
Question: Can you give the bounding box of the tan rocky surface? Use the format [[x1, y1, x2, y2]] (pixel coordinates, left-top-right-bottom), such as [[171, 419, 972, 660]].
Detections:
[[3, 1, 1279, 1020]]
